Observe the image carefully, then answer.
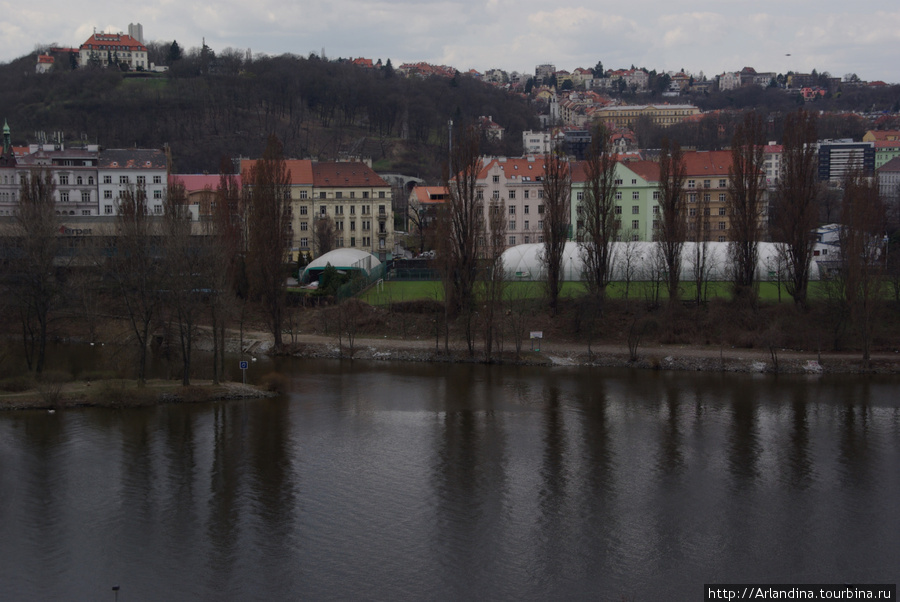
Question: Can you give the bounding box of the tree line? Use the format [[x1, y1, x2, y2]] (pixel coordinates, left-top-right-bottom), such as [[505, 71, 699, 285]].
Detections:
[[0, 135, 293, 383], [434, 110, 894, 366]]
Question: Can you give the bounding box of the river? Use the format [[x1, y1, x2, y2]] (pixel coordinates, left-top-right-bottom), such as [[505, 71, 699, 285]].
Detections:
[[1, 359, 898, 600]]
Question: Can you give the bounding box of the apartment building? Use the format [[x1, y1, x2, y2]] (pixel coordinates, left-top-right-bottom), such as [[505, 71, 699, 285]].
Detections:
[[591, 104, 700, 129], [98, 149, 168, 216]]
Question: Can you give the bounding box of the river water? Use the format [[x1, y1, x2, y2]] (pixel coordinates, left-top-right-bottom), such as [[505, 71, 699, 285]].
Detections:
[[1, 360, 898, 601]]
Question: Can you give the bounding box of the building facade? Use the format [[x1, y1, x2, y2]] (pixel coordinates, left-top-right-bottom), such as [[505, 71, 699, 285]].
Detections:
[[79, 32, 148, 70]]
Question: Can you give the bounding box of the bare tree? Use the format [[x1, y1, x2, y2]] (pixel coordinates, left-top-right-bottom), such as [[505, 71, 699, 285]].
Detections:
[[728, 112, 766, 302], [208, 158, 246, 383], [109, 184, 161, 386], [838, 169, 886, 365], [12, 168, 60, 375], [656, 138, 687, 304], [161, 179, 206, 385], [772, 110, 820, 309], [313, 214, 336, 257], [246, 134, 292, 348], [580, 123, 620, 302], [438, 123, 482, 354], [688, 191, 712, 305], [541, 150, 571, 315], [619, 233, 643, 299], [482, 197, 507, 362]]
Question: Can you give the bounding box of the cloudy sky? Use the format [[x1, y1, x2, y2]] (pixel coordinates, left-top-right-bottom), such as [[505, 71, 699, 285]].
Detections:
[[3, 0, 900, 82]]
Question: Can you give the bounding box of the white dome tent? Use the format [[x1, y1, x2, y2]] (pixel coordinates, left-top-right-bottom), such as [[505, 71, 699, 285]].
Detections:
[[300, 248, 382, 283], [500, 242, 822, 283]]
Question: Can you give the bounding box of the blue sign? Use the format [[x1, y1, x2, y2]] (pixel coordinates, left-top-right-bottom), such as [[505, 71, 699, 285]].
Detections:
[[239, 361, 249, 370]]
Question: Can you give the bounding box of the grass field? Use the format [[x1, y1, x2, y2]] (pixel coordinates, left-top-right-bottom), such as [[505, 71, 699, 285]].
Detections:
[[359, 279, 831, 305]]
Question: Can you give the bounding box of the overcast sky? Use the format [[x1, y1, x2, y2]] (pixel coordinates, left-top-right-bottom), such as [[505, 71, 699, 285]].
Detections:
[[4, 0, 899, 83]]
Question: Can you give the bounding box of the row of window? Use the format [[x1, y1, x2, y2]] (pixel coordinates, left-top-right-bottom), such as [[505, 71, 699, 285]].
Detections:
[[297, 190, 388, 200], [298, 236, 386, 250], [311, 204, 388, 216], [687, 179, 729, 189], [102, 204, 163, 215]]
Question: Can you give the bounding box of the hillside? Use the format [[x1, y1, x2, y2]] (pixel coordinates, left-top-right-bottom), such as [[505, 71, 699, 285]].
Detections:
[[0, 52, 539, 181]]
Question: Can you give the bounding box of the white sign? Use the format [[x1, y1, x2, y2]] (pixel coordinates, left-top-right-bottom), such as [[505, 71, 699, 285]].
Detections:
[[530, 331, 543, 339]]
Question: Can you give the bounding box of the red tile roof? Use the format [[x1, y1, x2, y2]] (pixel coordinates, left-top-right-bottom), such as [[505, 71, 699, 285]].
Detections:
[[80, 32, 147, 52], [478, 156, 551, 180], [312, 162, 389, 187], [622, 160, 660, 183], [170, 174, 242, 192], [410, 186, 448, 204], [682, 150, 732, 177], [240, 159, 314, 185]]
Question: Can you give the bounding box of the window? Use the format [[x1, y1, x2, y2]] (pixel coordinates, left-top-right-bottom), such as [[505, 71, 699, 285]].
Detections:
[[320, 205, 327, 215], [538, 204, 544, 214], [509, 220, 516, 230], [379, 205, 386, 215], [336, 192, 343, 199], [718, 236, 725, 242], [104, 205, 112, 215], [154, 190, 162, 199], [688, 194, 697, 203], [703, 179, 710, 189], [576, 192, 584, 201], [104, 190, 112, 199], [82, 210, 91, 216], [300, 190, 308, 200], [477, 190, 484, 200], [299, 221, 308, 231], [509, 190, 516, 200], [300, 206, 308, 215], [320, 192, 326, 199], [137, 176, 146, 185], [614, 178, 623, 185], [492, 190, 500, 199], [704, 194, 711, 202], [154, 175, 162, 184], [154, 205, 162, 214], [509, 236, 516, 245], [615, 205, 622, 214], [76, 176, 83, 185], [350, 221, 356, 231], [300, 238, 309, 249], [538, 220, 543, 229], [632, 220, 639, 230], [103, 175, 112, 184], [719, 193, 726, 202], [509, 205, 516, 215], [688, 179, 695, 189], [378, 192, 385, 199], [59, 175, 69, 185], [653, 191, 660, 200], [81, 192, 91, 203], [719, 221, 726, 230], [632, 205, 639, 214], [493, 175, 500, 183], [615, 191, 622, 200], [632, 191, 640, 200], [336, 205, 344, 215], [719, 179, 727, 188], [119, 176, 129, 185], [60, 192, 69, 202], [718, 207, 726, 216], [653, 206, 660, 214], [538, 190, 544, 199], [337, 221, 344, 231], [350, 206, 355, 215], [350, 237, 356, 246], [350, 192, 356, 199], [689, 207, 697, 217], [524, 190, 530, 199], [363, 191, 369, 199], [88, 177, 94, 185]]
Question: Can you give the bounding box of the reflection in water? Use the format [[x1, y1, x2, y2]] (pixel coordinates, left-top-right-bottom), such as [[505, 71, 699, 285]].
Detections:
[[1, 362, 899, 600]]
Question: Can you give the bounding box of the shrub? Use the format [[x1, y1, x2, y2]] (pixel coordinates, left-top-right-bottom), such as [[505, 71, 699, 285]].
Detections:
[[260, 372, 288, 394], [0, 375, 35, 392]]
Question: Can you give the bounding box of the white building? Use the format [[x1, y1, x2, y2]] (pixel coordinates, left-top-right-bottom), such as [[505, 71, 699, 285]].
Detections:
[[79, 32, 148, 70], [98, 150, 168, 216], [522, 131, 551, 155]]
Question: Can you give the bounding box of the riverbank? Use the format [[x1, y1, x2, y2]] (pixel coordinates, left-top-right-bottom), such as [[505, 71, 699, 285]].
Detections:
[[266, 333, 900, 375], [0, 379, 275, 411]]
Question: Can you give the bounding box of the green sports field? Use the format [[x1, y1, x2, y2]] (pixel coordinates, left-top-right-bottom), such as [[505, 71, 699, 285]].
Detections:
[[358, 279, 828, 305]]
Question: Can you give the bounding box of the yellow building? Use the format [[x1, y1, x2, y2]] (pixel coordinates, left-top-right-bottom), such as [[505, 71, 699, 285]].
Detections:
[[592, 104, 700, 128]]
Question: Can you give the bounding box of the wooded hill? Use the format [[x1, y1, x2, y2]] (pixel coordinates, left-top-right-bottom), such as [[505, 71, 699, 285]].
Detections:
[[0, 51, 539, 181]]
